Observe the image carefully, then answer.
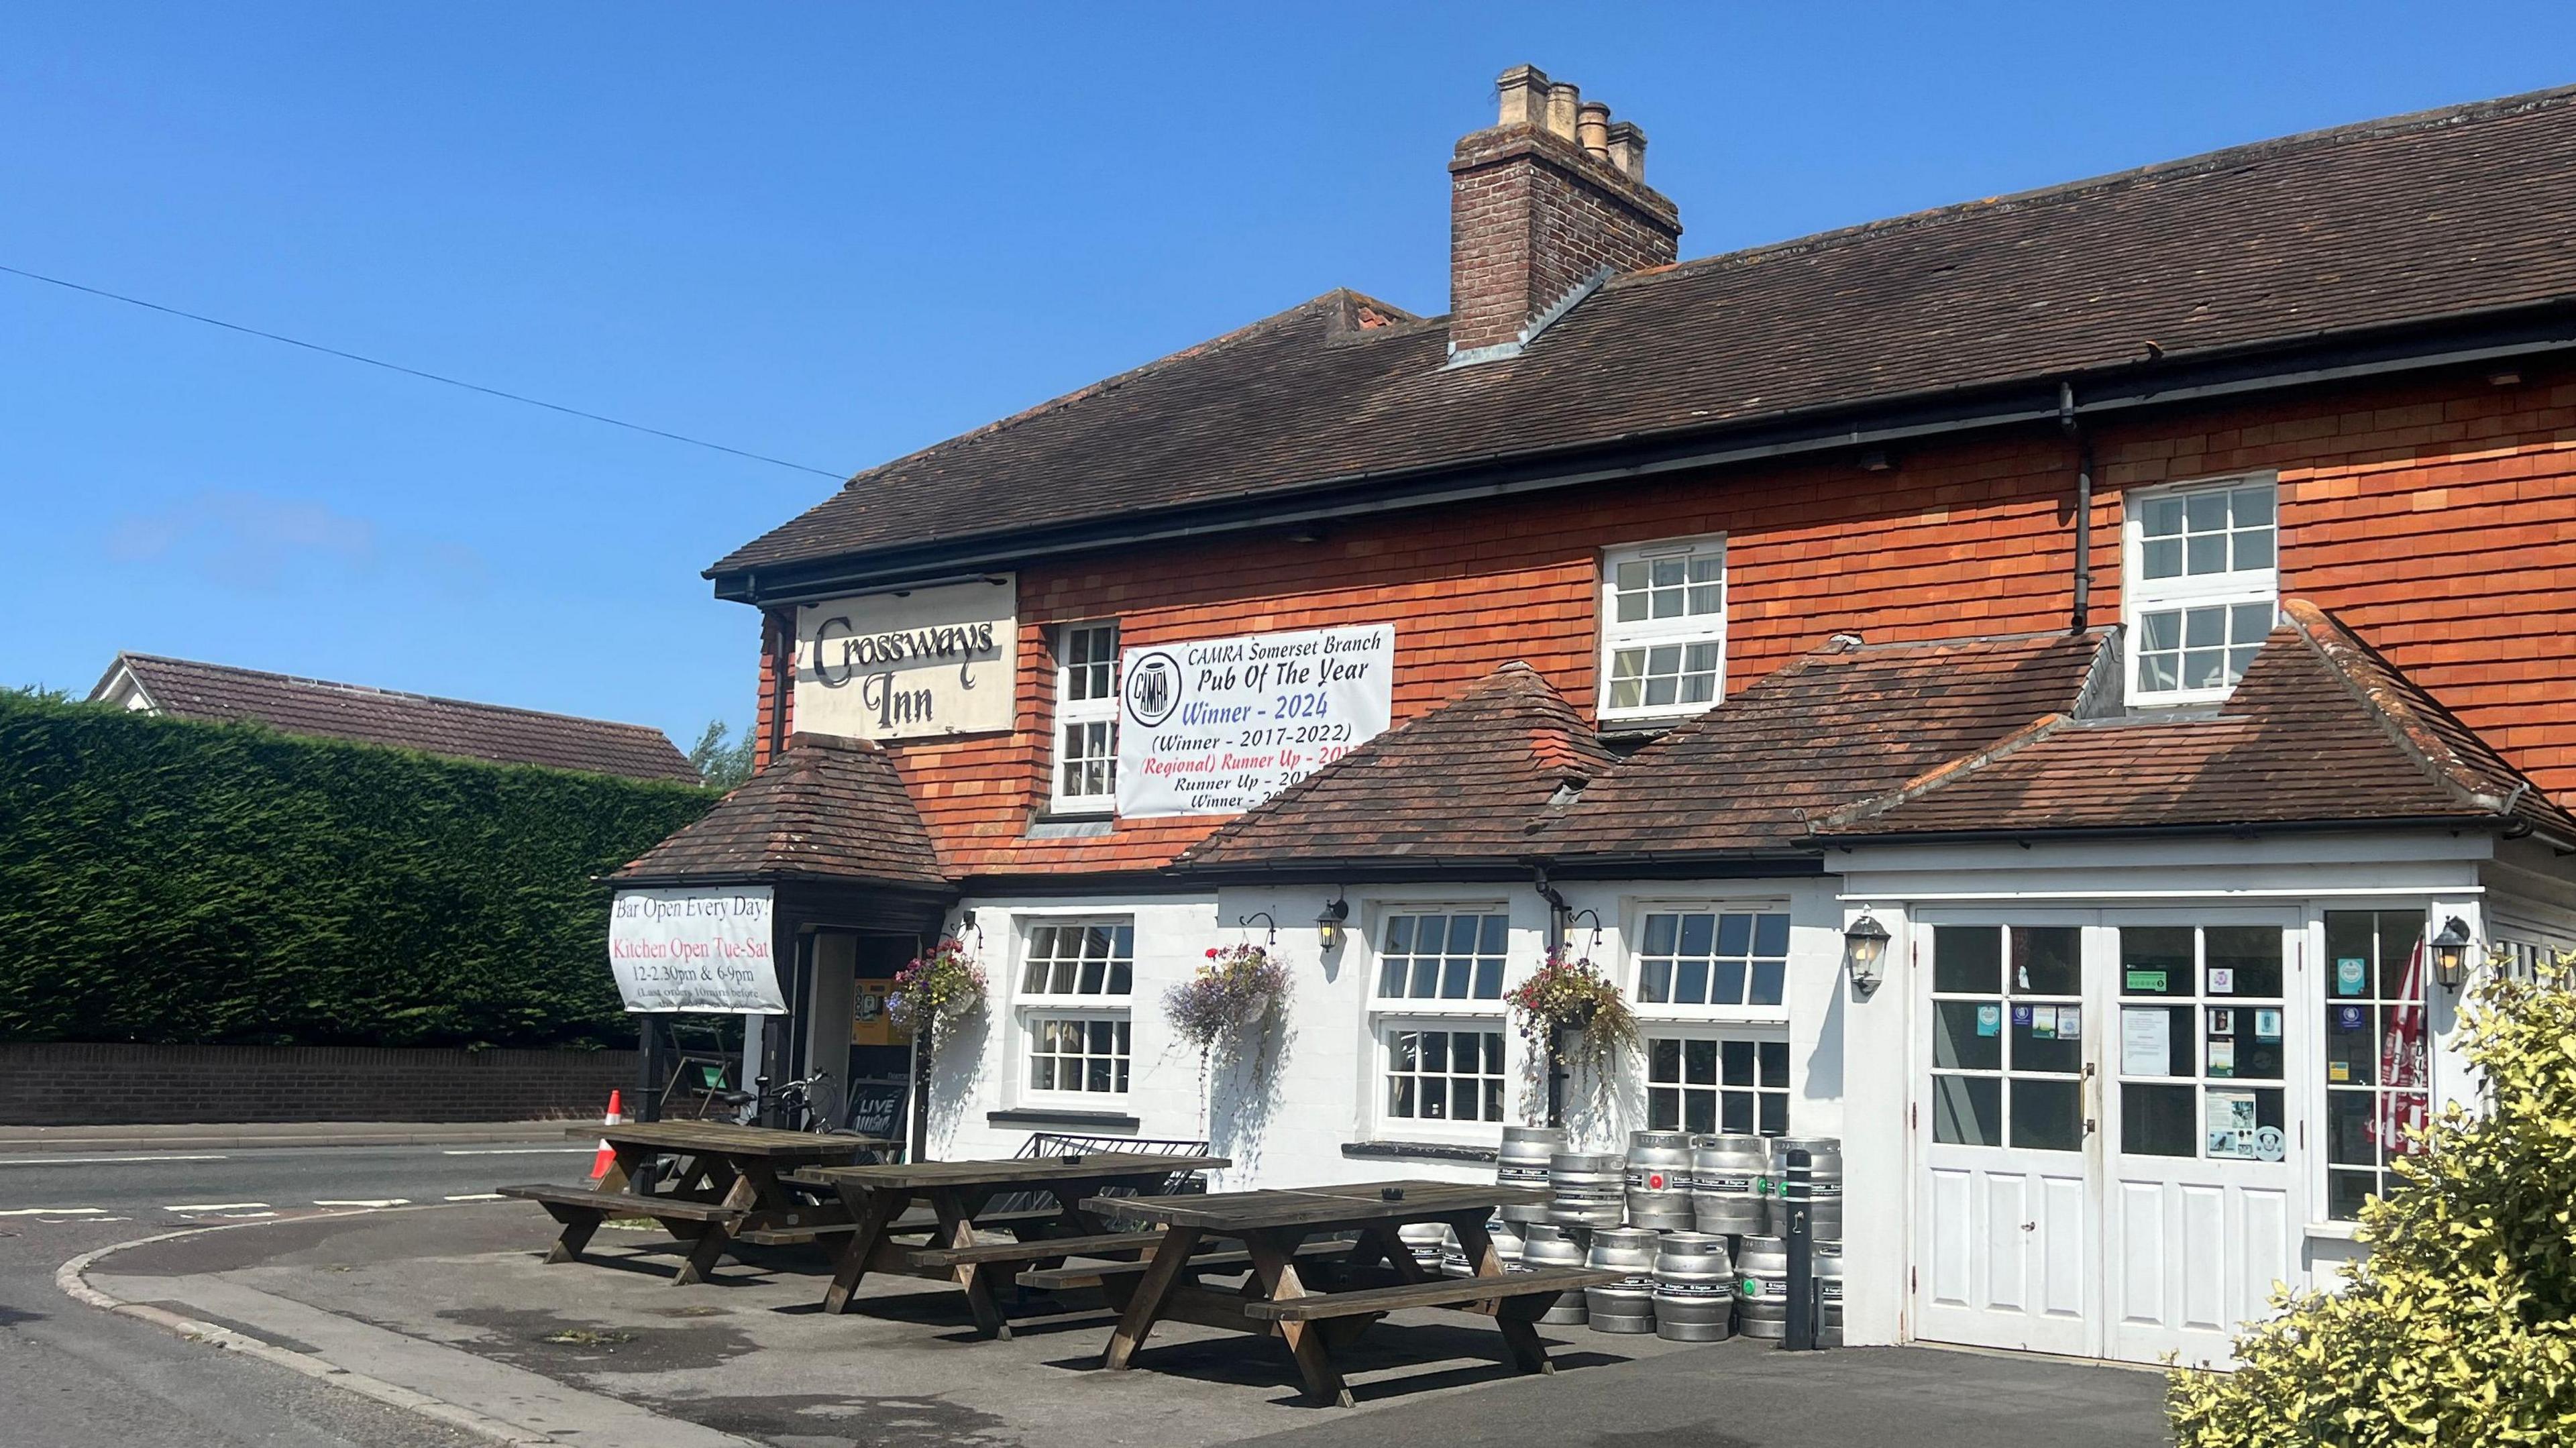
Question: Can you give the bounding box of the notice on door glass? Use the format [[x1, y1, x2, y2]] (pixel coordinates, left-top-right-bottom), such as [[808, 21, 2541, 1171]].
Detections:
[[1116, 624, 1395, 818], [2206, 1089, 2260, 1159], [2121, 1007, 2171, 1076]]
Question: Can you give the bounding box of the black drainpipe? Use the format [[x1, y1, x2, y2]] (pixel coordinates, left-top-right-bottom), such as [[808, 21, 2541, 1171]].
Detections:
[[2059, 381, 2095, 634], [1534, 867, 1570, 1127]]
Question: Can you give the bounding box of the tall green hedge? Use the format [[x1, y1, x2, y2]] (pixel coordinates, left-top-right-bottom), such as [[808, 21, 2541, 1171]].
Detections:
[[0, 689, 715, 1048]]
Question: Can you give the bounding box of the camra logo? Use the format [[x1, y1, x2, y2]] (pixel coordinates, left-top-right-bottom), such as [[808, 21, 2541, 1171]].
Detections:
[[1124, 650, 1181, 727]]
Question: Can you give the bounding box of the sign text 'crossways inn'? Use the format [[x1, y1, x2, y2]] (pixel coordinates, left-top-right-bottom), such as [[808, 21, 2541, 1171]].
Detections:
[[1118, 623, 1394, 817], [795, 577, 1016, 740]]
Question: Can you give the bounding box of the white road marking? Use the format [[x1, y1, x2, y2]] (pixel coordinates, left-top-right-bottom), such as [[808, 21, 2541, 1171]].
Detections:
[[312, 1199, 409, 1208], [163, 1202, 270, 1212], [0, 1206, 104, 1216], [444, 1192, 504, 1201], [439, 1147, 591, 1156], [0, 1154, 230, 1166]]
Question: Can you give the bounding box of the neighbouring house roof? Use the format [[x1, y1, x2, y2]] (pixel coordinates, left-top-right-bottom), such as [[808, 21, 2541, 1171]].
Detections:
[[1175, 662, 1619, 872], [1810, 602, 2576, 844], [1525, 631, 2115, 862], [612, 733, 949, 889], [91, 652, 698, 784], [716, 86, 2576, 581]]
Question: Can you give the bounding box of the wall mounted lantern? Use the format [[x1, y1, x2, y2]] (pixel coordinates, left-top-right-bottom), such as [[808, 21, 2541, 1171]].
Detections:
[[1843, 911, 1892, 994], [2430, 916, 2474, 992], [1316, 894, 1350, 952]]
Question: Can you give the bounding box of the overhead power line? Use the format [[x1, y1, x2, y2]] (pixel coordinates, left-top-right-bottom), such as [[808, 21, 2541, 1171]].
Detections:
[[0, 261, 844, 478]]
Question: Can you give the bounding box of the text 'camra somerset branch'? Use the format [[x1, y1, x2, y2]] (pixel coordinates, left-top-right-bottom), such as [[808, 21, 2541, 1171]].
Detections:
[[1118, 623, 1394, 817], [794, 576, 1017, 741]]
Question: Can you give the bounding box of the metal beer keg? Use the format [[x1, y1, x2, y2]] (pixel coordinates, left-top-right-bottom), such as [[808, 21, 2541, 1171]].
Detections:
[[1652, 1231, 1735, 1341], [1582, 1227, 1660, 1333], [1735, 1233, 1789, 1340], [1549, 1150, 1626, 1229], [1519, 1221, 1590, 1325], [1769, 1137, 1844, 1241], [1483, 1211, 1529, 1274], [1815, 1239, 1845, 1346], [1499, 1125, 1565, 1224], [1624, 1131, 1696, 1230], [1688, 1134, 1768, 1237]]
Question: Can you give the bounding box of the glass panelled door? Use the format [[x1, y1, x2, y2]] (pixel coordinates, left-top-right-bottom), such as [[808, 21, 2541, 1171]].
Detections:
[[2102, 920, 2305, 1367], [1916, 924, 2102, 1355]]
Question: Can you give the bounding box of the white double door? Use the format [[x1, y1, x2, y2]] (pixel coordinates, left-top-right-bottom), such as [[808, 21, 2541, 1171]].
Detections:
[[1911, 912, 2306, 1366]]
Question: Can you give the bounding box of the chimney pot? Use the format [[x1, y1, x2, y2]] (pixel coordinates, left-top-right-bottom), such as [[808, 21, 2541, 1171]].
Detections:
[[1576, 101, 1612, 162], [1543, 80, 1581, 142], [1606, 121, 1648, 179], [1495, 64, 1550, 129]]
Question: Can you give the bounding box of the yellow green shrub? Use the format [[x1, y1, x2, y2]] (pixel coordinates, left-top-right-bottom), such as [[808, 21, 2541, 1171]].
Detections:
[[2167, 953, 2576, 1445]]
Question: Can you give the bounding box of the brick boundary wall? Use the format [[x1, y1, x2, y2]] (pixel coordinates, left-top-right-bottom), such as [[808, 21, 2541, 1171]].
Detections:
[[0, 1043, 640, 1125]]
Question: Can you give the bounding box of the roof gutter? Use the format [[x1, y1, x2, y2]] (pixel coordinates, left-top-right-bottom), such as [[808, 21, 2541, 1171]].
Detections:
[[714, 300, 2576, 606], [1809, 812, 2512, 849]]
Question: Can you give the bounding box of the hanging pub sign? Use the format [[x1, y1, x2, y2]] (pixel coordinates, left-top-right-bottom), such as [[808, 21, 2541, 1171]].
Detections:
[[794, 577, 1016, 742], [1116, 623, 1396, 818], [608, 887, 786, 1013]]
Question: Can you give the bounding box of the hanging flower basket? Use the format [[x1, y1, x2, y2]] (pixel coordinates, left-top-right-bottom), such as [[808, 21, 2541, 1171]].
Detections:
[[1164, 943, 1290, 1056], [888, 938, 987, 1042], [1506, 947, 1639, 1080]]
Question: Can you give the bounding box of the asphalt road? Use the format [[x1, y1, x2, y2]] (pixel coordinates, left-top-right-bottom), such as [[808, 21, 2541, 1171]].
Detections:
[[0, 1139, 597, 1448]]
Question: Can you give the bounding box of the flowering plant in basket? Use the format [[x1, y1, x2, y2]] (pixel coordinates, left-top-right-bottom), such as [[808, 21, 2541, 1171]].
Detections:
[[1505, 947, 1639, 1078], [888, 938, 986, 1040], [1163, 943, 1289, 1055]]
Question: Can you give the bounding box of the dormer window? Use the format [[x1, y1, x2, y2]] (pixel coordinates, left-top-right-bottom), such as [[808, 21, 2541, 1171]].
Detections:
[[1599, 534, 1726, 722], [2124, 478, 2278, 706]]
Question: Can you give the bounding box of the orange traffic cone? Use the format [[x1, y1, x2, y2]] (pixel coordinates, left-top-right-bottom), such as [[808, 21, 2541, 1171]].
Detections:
[[586, 1089, 623, 1182]]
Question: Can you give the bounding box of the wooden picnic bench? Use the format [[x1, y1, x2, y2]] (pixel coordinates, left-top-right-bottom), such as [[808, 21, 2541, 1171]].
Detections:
[[499, 1120, 886, 1285], [1085, 1179, 1619, 1407], [788, 1150, 1228, 1339]]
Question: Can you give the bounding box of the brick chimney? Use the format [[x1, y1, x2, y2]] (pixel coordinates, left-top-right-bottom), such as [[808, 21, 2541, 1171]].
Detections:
[[1448, 66, 1682, 366]]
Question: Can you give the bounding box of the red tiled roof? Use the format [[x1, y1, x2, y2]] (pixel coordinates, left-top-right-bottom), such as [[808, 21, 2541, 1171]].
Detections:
[[1812, 602, 2576, 842], [1175, 662, 1617, 871], [1525, 630, 2112, 860], [97, 653, 698, 783], [718, 86, 2576, 579], [613, 733, 948, 887]]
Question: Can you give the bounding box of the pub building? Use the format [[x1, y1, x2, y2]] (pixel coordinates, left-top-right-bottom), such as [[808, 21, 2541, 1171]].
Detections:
[[606, 69, 2576, 1368]]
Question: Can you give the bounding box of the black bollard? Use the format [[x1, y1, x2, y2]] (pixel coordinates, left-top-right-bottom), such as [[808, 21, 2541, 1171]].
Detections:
[[1783, 1148, 1815, 1351]]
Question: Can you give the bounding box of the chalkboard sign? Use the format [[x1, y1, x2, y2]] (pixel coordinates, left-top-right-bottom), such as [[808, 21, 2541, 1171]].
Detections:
[[845, 1075, 910, 1146]]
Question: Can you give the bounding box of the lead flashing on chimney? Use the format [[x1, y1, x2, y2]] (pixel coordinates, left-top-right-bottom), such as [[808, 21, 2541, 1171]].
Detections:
[[1444, 264, 1616, 369]]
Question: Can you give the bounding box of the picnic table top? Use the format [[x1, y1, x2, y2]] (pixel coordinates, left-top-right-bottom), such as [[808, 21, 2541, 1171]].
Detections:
[[793, 1151, 1230, 1191], [1086, 1178, 1544, 1231], [577, 1120, 892, 1158]]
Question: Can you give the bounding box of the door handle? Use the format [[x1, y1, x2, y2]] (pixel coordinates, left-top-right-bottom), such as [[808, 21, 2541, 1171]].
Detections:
[[2082, 1061, 2099, 1137]]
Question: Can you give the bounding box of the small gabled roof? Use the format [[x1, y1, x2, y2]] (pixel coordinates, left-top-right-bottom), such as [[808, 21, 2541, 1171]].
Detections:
[[1531, 630, 2112, 861], [1175, 662, 1617, 872], [92, 652, 698, 783], [612, 734, 949, 888], [1811, 602, 2576, 845]]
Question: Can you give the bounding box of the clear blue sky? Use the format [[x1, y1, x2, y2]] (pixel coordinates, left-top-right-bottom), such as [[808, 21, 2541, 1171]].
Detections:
[[6, 3, 2571, 750]]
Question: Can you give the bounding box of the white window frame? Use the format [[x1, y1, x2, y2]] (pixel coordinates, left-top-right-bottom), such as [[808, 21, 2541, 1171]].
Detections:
[[2314, 907, 2429, 1223], [1374, 1016, 1513, 1136], [1365, 903, 1511, 1143], [1640, 1024, 1794, 1137], [1626, 899, 1795, 1023], [1597, 533, 1727, 723], [1051, 620, 1120, 814], [1012, 917, 1136, 1102], [2122, 474, 2279, 708]]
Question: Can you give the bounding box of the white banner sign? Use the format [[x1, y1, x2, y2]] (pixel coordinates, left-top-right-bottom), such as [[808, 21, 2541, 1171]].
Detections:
[[1116, 623, 1395, 818], [794, 577, 1016, 742], [608, 887, 786, 1013]]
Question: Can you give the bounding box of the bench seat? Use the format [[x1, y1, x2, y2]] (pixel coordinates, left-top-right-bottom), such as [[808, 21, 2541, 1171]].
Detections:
[[1015, 1238, 1346, 1291], [496, 1183, 742, 1223], [1241, 1266, 1621, 1323], [907, 1229, 1168, 1270], [734, 1202, 1068, 1247]]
